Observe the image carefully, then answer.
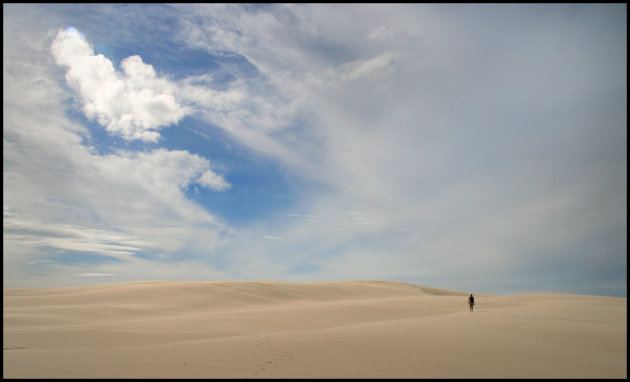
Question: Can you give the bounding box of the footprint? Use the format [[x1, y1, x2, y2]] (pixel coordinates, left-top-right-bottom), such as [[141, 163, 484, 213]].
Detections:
[[254, 337, 271, 348], [250, 351, 293, 376]]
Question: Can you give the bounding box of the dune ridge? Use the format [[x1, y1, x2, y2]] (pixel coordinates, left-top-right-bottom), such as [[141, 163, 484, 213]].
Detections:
[[4, 280, 626, 378]]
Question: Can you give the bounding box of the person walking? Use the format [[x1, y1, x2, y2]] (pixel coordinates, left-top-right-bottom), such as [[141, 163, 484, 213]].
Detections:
[[468, 294, 475, 312]]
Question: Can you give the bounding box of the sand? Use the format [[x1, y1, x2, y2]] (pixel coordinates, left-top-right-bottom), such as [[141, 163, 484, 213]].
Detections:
[[3, 280, 626, 378]]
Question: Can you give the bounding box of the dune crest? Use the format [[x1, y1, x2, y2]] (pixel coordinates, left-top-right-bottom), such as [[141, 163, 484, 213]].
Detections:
[[3, 280, 467, 312]]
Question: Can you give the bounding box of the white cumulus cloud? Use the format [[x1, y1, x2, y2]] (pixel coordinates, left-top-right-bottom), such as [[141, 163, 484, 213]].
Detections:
[[51, 28, 190, 142], [197, 170, 231, 191]]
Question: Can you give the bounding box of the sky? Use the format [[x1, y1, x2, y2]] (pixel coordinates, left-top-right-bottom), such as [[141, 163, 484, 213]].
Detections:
[[3, 4, 627, 297]]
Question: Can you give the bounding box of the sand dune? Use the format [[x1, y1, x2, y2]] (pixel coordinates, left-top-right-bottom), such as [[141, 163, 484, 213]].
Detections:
[[3, 280, 626, 378]]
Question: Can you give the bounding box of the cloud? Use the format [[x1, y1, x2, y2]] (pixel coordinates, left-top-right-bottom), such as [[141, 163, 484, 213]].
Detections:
[[175, 71, 316, 177], [3, 16, 232, 286], [367, 26, 390, 40], [77, 273, 116, 277], [197, 170, 231, 191], [4, 218, 144, 259], [96, 148, 230, 204], [331, 52, 399, 83], [51, 28, 190, 142], [172, 4, 626, 296]]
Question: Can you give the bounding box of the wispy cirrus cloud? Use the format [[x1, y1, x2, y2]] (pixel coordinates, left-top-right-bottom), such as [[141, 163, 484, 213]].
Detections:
[[77, 273, 116, 278], [171, 4, 626, 296]]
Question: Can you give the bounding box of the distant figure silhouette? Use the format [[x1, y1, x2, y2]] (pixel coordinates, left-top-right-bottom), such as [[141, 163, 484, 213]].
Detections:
[[468, 294, 475, 312]]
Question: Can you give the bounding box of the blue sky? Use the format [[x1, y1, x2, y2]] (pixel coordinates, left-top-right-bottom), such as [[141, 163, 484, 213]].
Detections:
[[3, 4, 626, 296]]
